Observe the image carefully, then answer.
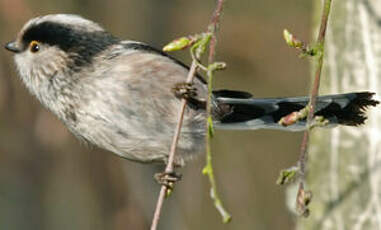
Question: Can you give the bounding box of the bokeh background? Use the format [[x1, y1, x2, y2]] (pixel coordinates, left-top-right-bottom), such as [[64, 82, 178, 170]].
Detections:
[[0, 0, 312, 229]]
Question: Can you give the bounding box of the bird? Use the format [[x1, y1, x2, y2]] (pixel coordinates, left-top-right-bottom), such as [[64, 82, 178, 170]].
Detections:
[[4, 14, 379, 167]]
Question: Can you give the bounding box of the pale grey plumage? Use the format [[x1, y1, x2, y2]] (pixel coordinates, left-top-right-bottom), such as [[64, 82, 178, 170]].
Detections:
[[5, 14, 378, 166], [70, 45, 208, 165], [8, 15, 208, 165]]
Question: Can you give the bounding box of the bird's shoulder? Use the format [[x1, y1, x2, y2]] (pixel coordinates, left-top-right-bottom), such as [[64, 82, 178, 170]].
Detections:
[[102, 41, 207, 83]]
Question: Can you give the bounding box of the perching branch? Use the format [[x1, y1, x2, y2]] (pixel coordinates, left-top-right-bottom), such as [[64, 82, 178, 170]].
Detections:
[[150, 61, 198, 230], [296, 0, 381, 227], [150, 1, 227, 229], [276, 0, 333, 217], [296, 0, 333, 217]]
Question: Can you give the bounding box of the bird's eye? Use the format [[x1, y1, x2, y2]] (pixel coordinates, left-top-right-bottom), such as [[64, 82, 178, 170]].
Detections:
[[29, 41, 40, 53]]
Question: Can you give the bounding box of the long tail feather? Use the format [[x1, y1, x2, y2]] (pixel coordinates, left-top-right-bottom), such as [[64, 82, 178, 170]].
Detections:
[[213, 91, 379, 131]]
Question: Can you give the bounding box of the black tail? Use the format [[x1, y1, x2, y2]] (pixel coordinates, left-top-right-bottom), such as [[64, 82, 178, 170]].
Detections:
[[213, 90, 379, 131]]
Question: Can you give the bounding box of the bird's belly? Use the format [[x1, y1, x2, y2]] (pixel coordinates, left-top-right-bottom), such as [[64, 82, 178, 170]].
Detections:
[[72, 110, 207, 166]]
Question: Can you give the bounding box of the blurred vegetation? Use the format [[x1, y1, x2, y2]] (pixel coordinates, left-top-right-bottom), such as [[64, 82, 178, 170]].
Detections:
[[0, 0, 312, 229]]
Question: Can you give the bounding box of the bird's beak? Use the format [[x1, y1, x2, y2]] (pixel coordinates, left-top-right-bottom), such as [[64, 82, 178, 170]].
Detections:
[[4, 41, 21, 53]]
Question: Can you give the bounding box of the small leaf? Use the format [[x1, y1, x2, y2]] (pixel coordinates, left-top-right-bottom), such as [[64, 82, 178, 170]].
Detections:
[[296, 183, 313, 217], [208, 62, 227, 72], [276, 166, 299, 185], [279, 111, 300, 126], [278, 106, 309, 127], [283, 29, 294, 46], [283, 29, 304, 48], [163, 37, 193, 52]]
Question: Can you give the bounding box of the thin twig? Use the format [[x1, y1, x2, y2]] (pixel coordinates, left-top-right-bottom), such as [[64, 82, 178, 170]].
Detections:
[[208, 0, 224, 63], [296, 0, 333, 215], [203, 0, 232, 223], [299, 0, 332, 181], [204, 65, 232, 223], [150, 61, 198, 230], [150, 1, 226, 229]]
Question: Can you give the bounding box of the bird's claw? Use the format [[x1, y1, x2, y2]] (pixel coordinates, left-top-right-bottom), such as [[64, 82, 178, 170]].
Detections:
[[172, 82, 198, 100], [154, 171, 182, 190], [172, 82, 206, 110]]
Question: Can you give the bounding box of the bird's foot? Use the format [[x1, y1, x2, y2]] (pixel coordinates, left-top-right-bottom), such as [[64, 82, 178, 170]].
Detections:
[[172, 82, 198, 100], [172, 82, 206, 109], [154, 171, 182, 190]]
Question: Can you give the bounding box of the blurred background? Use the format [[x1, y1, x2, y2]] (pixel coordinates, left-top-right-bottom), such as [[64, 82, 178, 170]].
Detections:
[[0, 0, 312, 229]]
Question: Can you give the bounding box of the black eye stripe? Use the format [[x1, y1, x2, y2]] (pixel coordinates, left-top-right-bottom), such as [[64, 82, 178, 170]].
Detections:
[[22, 22, 119, 69], [23, 22, 74, 50]]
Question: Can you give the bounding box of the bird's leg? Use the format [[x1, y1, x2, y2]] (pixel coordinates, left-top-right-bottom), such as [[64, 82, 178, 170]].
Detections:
[[154, 171, 182, 189], [172, 82, 206, 110]]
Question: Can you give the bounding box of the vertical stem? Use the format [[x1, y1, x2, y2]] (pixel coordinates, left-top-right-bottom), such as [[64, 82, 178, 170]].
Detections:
[[298, 0, 332, 183], [150, 1, 226, 229], [297, 0, 381, 228], [204, 0, 231, 223], [295, 0, 333, 217], [150, 61, 198, 230]]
